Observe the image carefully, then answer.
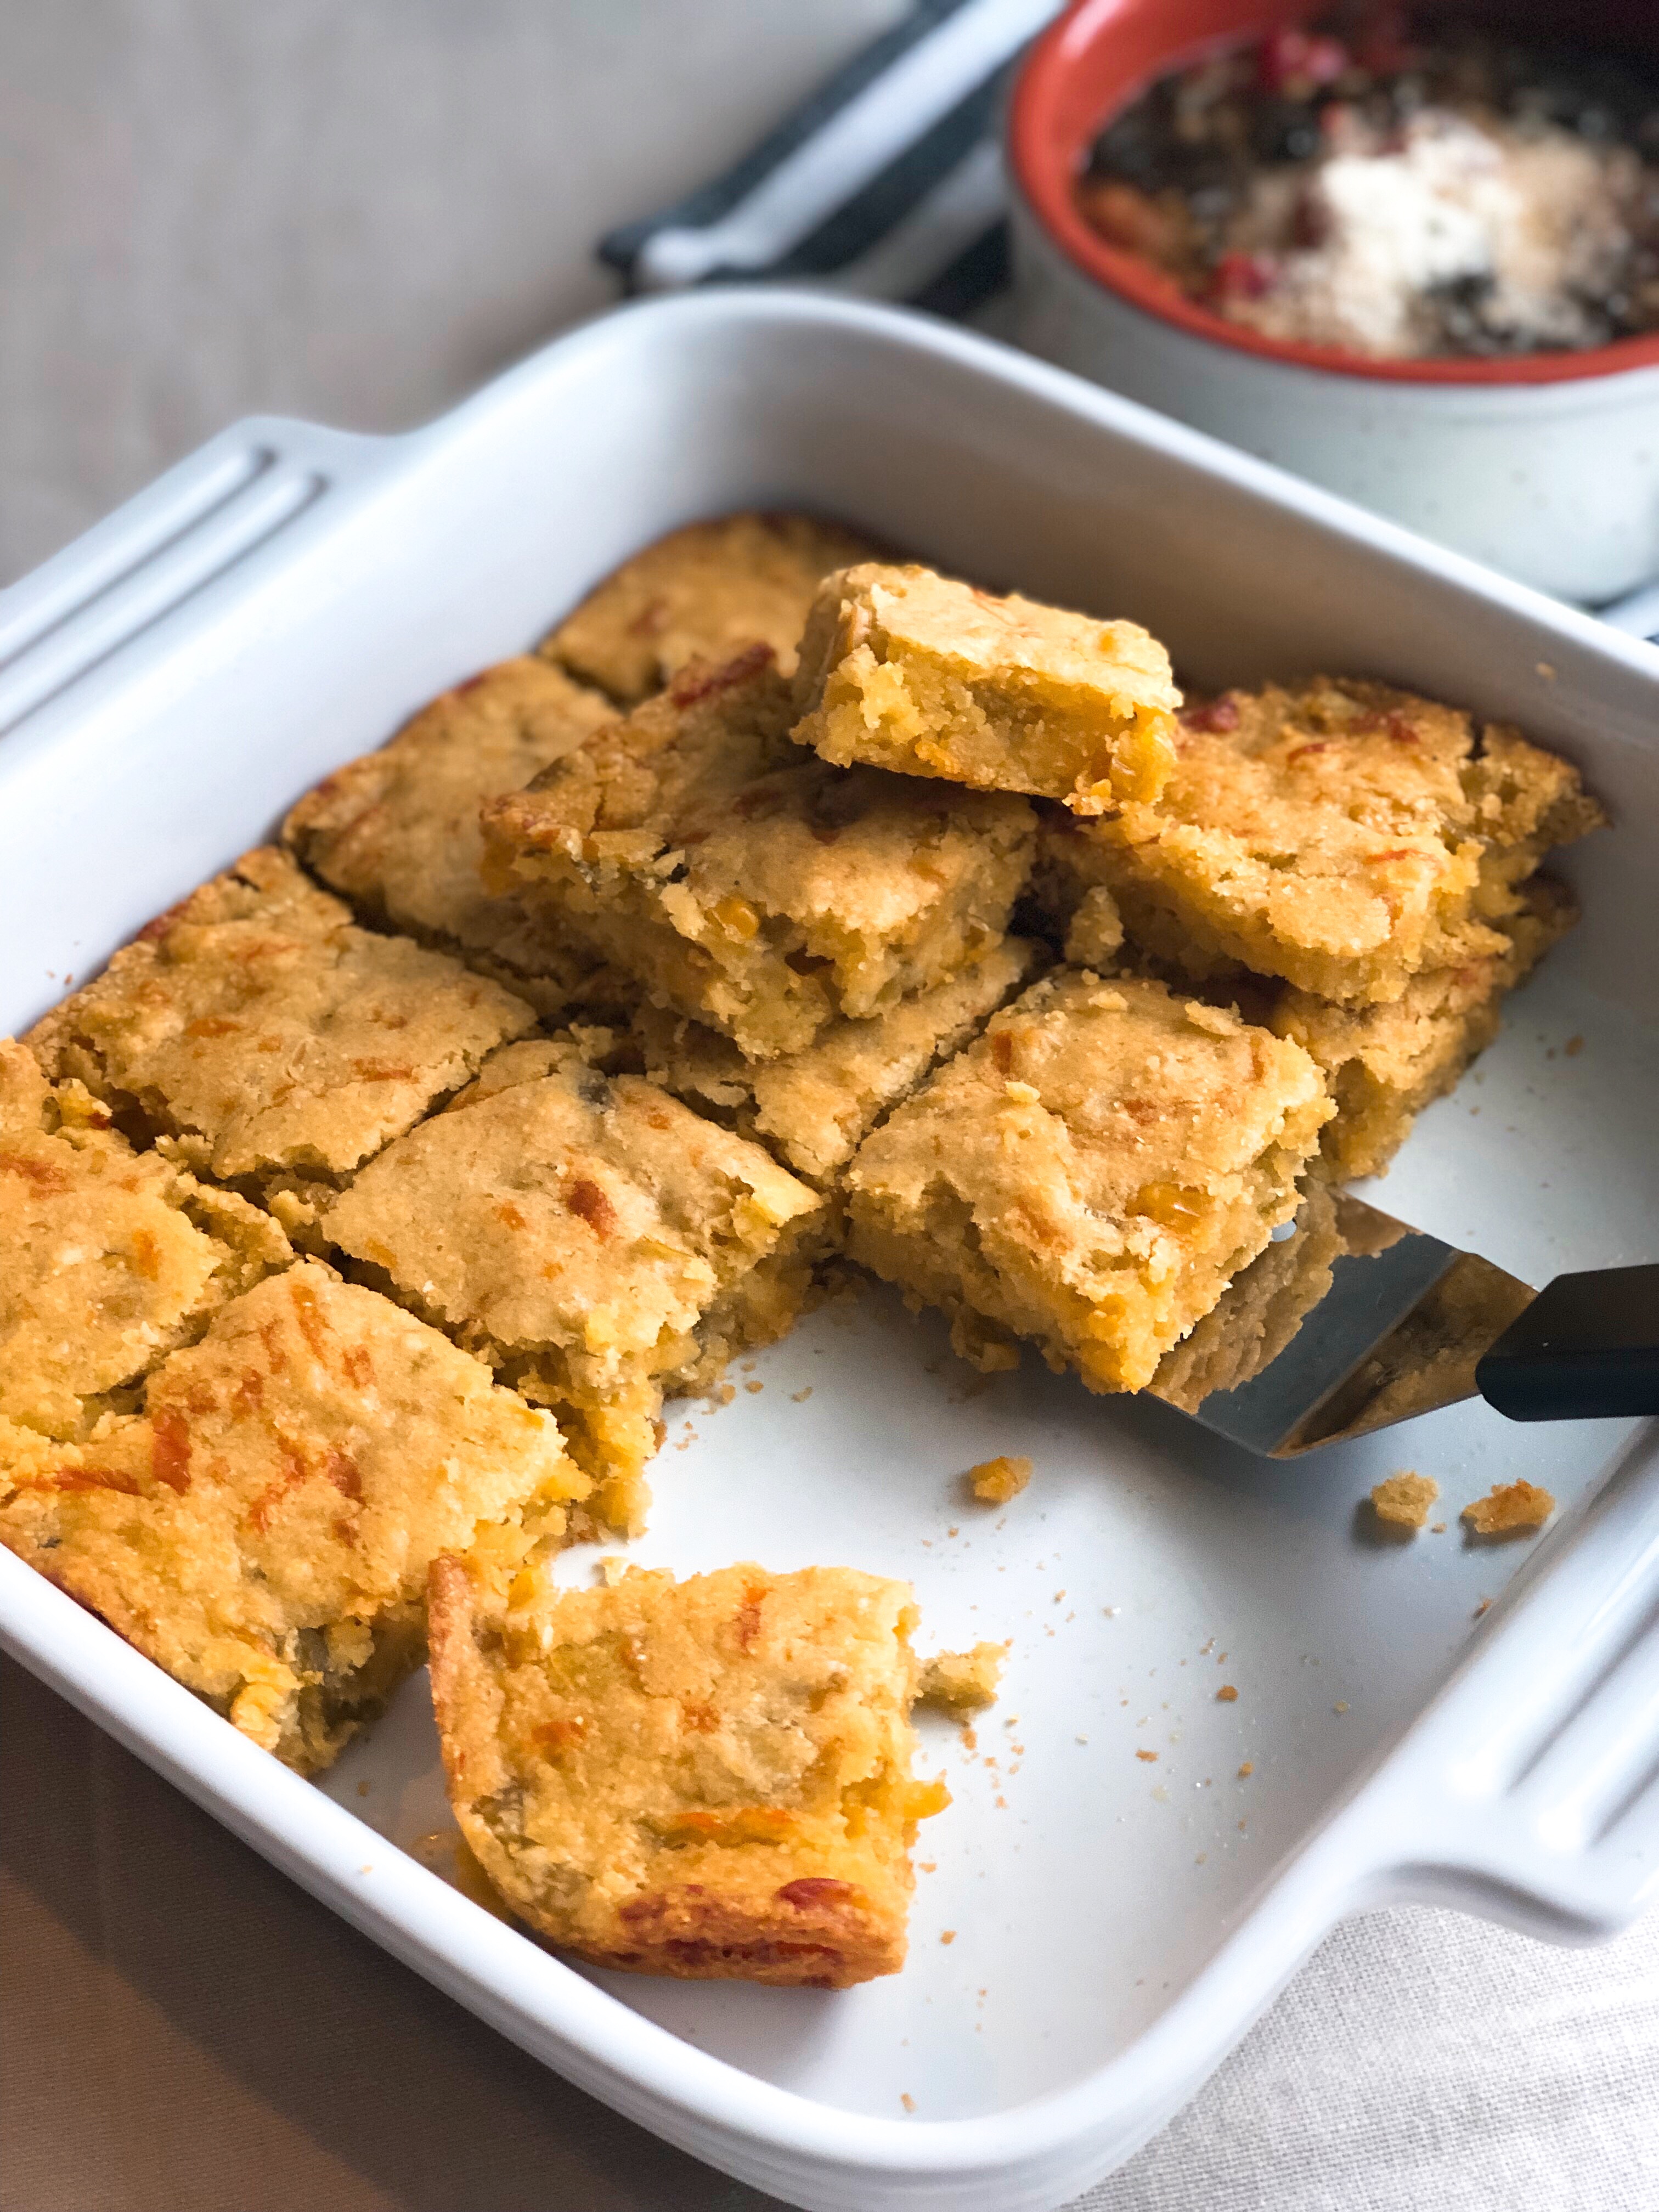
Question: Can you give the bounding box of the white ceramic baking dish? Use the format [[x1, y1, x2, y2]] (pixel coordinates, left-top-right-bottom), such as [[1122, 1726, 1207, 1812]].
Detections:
[[3, 291, 1658, 2212]]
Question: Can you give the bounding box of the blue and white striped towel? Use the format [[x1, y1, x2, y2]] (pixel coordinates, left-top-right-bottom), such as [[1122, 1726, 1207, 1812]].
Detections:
[[599, 0, 1061, 318]]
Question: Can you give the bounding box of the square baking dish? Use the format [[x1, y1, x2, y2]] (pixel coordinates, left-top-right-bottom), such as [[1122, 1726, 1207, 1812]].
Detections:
[[3, 291, 1659, 2212]]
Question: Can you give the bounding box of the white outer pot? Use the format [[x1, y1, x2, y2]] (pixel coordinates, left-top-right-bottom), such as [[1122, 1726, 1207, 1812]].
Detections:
[[1009, 183, 1659, 605]]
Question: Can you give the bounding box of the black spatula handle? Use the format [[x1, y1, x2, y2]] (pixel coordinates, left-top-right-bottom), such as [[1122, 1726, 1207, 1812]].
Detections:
[[1476, 1265, 1659, 1421]]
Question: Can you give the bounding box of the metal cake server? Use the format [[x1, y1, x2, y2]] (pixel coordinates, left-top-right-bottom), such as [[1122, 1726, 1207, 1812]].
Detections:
[[1146, 1184, 1659, 1455]]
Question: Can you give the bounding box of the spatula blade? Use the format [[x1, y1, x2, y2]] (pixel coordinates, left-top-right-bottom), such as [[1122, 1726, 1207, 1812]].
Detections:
[[1146, 1189, 1536, 1456]]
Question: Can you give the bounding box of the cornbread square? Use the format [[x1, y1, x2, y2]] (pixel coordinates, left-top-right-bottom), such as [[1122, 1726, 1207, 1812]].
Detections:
[[283, 657, 629, 1021], [1036, 681, 1605, 1005], [793, 563, 1179, 812], [0, 1263, 583, 1773], [27, 848, 537, 1222], [542, 512, 881, 702], [321, 1038, 828, 1534], [847, 970, 1331, 1392], [1268, 877, 1578, 1181], [428, 1557, 946, 1985], [0, 1040, 289, 1440], [636, 939, 1045, 1189], [482, 648, 1035, 1062]]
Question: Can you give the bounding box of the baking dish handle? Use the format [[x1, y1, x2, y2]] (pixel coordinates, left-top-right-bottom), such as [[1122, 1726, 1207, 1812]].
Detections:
[[0, 417, 388, 738], [1358, 1423, 1659, 1940]]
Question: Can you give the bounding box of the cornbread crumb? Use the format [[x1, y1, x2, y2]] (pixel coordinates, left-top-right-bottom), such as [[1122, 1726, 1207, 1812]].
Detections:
[[1463, 1480, 1556, 1538], [428, 1558, 947, 1987], [1064, 884, 1126, 969], [1564, 1034, 1584, 1057], [916, 1641, 1008, 1716], [1238, 1761, 1254, 1776], [1371, 1470, 1440, 1531], [901, 2094, 917, 2114], [940, 1929, 957, 1945], [968, 1455, 1032, 1505], [1216, 1684, 1239, 1702], [1136, 1748, 1159, 1762]]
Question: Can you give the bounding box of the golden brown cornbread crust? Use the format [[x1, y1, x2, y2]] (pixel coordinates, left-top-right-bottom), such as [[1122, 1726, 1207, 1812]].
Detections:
[[282, 656, 628, 1022], [26, 848, 537, 1219], [1267, 876, 1579, 1180], [541, 512, 882, 702], [792, 562, 1179, 811], [635, 938, 1047, 1190], [0, 1039, 290, 1440], [0, 1265, 583, 1773], [482, 650, 1036, 1062], [320, 1037, 828, 1534], [1035, 681, 1605, 1006], [847, 969, 1331, 1392], [428, 1557, 945, 1985]]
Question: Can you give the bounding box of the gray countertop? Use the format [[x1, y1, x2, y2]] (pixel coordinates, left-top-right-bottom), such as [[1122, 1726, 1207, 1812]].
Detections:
[[2, 7, 1657, 2210]]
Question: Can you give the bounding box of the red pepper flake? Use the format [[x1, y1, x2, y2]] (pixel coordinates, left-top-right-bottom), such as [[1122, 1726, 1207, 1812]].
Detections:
[[0, 1152, 70, 1193], [669, 641, 772, 708], [565, 1177, 618, 1239], [624, 596, 668, 639], [150, 1407, 192, 1494], [1256, 26, 1349, 94], [1182, 695, 1240, 734], [1211, 250, 1275, 303], [776, 1877, 853, 1910], [732, 1578, 767, 1652]]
